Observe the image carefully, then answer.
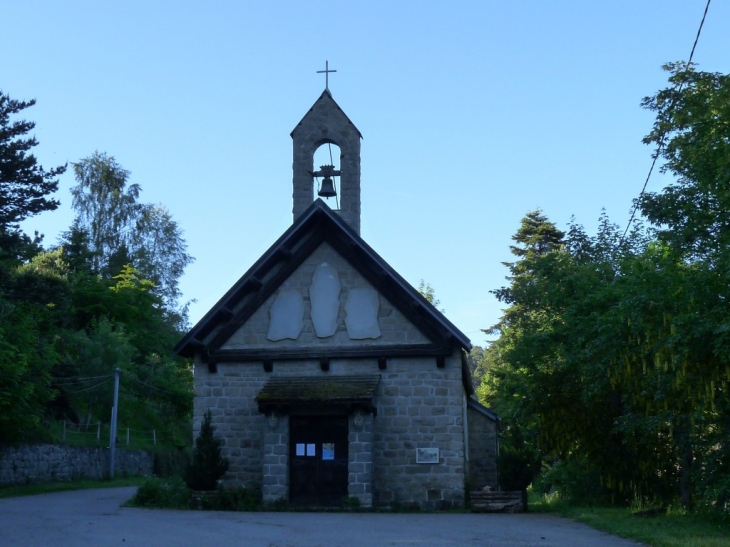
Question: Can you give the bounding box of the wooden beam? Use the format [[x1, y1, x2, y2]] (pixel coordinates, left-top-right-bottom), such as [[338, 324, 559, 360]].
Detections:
[[209, 343, 451, 362]]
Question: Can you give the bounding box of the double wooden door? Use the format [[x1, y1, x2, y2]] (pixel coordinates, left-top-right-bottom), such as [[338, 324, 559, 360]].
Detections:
[[289, 415, 348, 506]]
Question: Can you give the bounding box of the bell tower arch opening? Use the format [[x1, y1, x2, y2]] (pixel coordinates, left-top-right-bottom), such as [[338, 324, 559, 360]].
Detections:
[[312, 141, 341, 209]]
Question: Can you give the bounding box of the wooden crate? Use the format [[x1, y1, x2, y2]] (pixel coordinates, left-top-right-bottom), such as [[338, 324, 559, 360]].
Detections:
[[470, 490, 525, 513]]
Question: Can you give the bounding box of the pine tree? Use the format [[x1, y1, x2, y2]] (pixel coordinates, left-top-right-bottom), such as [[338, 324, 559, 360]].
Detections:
[[185, 410, 229, 490], [0, 91, 65, 259]]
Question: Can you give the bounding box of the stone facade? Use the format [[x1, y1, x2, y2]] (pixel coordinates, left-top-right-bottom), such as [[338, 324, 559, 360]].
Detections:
[[0, 444, 153, 486], [184, 89, 498, 511], [466, 404, 499, 490], [195, 350, 467, 508]]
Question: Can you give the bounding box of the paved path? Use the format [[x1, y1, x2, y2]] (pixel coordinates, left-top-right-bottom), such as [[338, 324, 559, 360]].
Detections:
[[0, 487, 642, 547]]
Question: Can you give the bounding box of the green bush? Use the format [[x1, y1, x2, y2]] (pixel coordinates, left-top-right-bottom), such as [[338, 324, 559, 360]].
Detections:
[[153, 447, 190, 478], [131, 476, 190, 509], [534, 458, 614, 505], [213, 486, 263, 511]]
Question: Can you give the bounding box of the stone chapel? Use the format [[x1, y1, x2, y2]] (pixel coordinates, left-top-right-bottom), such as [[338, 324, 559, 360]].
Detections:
[[175, 84, 499, 509]]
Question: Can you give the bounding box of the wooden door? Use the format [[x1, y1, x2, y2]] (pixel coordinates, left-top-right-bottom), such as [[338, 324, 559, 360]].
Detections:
[[289, 415, 348, 506]]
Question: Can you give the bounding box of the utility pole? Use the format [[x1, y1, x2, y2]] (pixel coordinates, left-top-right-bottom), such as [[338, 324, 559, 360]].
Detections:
[[109, 368, 120, 478]]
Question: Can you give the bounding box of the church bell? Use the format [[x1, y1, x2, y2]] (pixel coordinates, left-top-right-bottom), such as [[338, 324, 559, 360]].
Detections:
[[314, 164, 339, 198], [318, 176, 337, 198]]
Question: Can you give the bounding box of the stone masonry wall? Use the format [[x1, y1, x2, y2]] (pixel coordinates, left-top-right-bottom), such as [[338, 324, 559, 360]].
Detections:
[[467, 407, 498, 490], [198, 351, 466, 509], [0, 444, 152, 486], [193, 359, 267, 487], [372, 352, 466, 509], [348, 412, 374, 506], [262, 414, 289, 501]]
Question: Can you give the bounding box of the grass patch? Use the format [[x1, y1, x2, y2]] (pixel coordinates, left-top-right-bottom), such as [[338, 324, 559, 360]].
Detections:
[[0, 476, 145, 499], [531, 493, 730, 547]]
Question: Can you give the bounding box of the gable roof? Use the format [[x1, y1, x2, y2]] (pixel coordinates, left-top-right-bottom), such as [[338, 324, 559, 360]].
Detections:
[[291, 90, 363, 139], [175, 199, 471, 363]]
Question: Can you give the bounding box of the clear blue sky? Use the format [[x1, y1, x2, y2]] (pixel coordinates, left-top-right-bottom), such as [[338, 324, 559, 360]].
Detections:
[[4, 1, 728, 346]]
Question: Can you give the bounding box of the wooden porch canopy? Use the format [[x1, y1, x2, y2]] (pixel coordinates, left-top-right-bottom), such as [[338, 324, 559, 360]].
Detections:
[[256, 375, 381, 415]]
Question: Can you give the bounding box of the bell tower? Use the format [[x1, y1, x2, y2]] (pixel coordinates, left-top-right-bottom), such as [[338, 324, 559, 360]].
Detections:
[[291, 67, 362, 234]]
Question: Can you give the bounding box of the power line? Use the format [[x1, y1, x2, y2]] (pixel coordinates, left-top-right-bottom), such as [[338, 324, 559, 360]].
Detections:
[[62, 379, 111, 395], [51, 374, 114, 386], [620, 0, 712, 243], [123, 372, 183, 396]]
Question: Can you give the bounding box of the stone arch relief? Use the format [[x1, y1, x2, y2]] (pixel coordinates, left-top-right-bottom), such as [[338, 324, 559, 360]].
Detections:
[[310, 262, 341, 337], [266, 263, 382, 342], [267, 288, 305, 341]]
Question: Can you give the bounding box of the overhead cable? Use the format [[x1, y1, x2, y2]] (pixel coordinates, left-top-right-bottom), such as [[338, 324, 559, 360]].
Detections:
[[620, 0, 712, 243]]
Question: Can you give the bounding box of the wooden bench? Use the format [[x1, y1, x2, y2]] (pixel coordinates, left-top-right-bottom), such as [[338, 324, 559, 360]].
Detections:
[[470, 490, 525, 513]]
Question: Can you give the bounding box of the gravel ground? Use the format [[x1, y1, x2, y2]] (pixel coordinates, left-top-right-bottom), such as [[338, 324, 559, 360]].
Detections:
[[0, 487, 643, 547]]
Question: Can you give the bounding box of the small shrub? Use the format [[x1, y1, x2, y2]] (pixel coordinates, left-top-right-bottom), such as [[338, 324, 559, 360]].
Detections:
[[208, 485, 262, 511], [132, 477, 190, 509], [267, 496, 290, 511], [153, 447, 190, 478], [185, 410, 229, 490], [343, 495, 361, 509]]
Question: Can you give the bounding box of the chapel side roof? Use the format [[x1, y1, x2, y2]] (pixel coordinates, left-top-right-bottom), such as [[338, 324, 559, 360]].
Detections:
[[290, 89, 363, 139], [174, 199, 472, 359], [467, 397, 500, 423]]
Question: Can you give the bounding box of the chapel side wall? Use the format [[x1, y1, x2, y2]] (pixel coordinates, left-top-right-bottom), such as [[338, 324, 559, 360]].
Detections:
[[466, 407, 498, 490], [193, 360, 266, 488], [371, 352, 466, 509]]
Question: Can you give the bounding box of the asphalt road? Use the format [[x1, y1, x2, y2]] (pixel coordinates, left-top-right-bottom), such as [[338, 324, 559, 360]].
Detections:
[[0, 487, 643, 547]]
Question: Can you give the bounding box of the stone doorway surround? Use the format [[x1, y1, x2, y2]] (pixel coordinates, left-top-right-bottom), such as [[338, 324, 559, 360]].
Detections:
[[261, 411, 374, 506], [257, 375, 378, 506]]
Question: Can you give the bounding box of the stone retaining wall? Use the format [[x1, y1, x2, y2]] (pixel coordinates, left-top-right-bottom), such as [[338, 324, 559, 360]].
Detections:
[[0, 444, 153, 485]]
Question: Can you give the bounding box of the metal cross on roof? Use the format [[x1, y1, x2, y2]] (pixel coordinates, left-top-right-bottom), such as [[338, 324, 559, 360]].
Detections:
[[317, 60, 337, 91]]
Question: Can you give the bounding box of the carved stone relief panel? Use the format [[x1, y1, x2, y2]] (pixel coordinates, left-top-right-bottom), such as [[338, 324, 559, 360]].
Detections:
[[267, 288, 305, 341], [310, 262, 341, 337], [345, 287, 381, 339]]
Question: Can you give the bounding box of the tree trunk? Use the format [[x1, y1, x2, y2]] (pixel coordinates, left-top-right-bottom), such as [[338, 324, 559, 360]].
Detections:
[[675, 415, 693, 510]]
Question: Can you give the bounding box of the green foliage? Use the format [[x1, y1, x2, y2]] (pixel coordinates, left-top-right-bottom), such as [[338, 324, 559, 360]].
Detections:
[[417, 279, 442, 311], [639, 62, 730, 260], [0, 102, 193, 446], [0, 91, 65, 260], [210, 484, 262, 511], [153, 448, 191, 478], [185, 410, 229, 490], [0, 477, 144, 499], [532, 498, 730, 547], [69, 151, 193, 312], [131, 476, 191, 509], [0, 302, 57, 440], [343, 495, 361, 509], [484, 65, 730, 514]]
